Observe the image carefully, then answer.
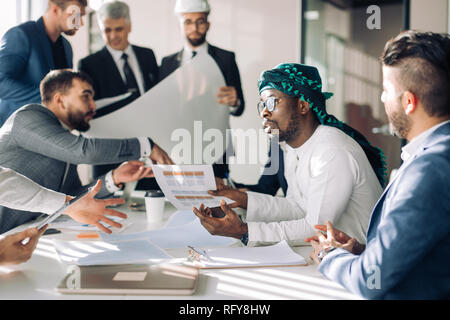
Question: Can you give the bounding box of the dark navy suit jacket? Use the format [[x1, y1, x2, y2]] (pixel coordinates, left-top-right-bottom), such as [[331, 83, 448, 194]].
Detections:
[[78, 45, 159, 101], [0, 17, 73, 126], [319, 122, 450, 299]]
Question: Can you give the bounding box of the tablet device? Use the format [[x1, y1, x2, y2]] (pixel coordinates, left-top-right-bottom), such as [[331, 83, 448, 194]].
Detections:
[[56, 264, 199, 295]]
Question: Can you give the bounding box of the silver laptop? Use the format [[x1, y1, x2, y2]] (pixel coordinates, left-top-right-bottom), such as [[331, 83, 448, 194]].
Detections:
[[57, 264, 199, 295]]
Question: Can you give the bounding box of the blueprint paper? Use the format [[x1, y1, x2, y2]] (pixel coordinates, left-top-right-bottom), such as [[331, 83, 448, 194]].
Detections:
[[86, 54, 229, 165]]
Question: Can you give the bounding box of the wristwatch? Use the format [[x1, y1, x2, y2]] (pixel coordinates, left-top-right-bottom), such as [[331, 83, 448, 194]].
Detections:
[[317, 247, 336, 263], [240, 232, 249, 246]]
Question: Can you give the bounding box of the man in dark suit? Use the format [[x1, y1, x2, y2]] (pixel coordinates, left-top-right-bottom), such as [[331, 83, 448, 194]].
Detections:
[[159, 0, 245, 179], [0, 0, 88, 126], [78, 1, 159, 178]]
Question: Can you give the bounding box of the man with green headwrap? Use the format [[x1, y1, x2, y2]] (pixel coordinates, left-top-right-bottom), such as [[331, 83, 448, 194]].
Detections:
[[193, 63, 385, 247]]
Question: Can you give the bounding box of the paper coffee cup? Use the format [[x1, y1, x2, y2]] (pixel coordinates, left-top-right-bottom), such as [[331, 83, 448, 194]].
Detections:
[[144, 190, 165, 223]]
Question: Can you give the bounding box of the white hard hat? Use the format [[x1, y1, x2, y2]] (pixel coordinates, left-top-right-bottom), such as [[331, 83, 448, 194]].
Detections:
[[174, 0, 210, 14]]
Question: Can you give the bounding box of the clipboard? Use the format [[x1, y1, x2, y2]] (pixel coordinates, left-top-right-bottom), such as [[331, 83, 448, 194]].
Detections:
[[186, 240, 308, 269]]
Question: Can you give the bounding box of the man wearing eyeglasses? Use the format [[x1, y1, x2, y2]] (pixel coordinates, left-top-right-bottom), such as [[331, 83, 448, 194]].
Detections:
[[159, 0, 245, 179], [193, 63, 384, 248]]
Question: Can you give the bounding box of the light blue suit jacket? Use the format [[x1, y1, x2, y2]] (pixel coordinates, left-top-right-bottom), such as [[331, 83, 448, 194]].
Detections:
[[319, 122, 450, 299], [0, 17, 73, 126]]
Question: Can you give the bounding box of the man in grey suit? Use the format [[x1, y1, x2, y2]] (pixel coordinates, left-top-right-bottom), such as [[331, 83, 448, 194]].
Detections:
[[0, 69, 173, 233]]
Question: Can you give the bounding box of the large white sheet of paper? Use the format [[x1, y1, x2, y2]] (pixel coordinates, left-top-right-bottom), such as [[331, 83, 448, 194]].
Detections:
[[100, 218, 236, 249], [53, 239, 171, 266], [165, 210, 197, 228], [86, 54, 229, 165], [152, 164, 233, 210], [95, 92, 132, 109]]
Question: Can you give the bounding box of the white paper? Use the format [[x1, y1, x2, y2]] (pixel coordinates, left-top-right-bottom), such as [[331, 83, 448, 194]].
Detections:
[[53, 239, 171, 266], [100, 218, 236, 249], [189, 240, 306, 268], [94, 92, 133, 109], [165, 210, 197, 228], [152, 164, 233, 210], [86, 54, 229, 165]]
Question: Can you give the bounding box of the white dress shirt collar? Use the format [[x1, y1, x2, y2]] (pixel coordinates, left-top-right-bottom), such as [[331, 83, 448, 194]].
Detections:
[[182, 42, 208, 65], [106, 44, 133, 63], [184, 42, 208, 56], [401, 120, 450, 162]]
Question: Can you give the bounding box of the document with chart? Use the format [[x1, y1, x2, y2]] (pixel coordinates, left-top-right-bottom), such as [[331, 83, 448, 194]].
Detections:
[[152, 164, 234, 210]]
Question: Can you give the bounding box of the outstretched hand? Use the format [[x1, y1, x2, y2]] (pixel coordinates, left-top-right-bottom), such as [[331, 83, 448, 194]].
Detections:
[[193, 200, 248, 239], [64, 180, 127, 234]]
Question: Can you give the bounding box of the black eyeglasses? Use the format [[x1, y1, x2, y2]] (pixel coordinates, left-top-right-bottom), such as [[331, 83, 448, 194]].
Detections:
[[183, 19, 208, 29], [257, 97, 280, 114]]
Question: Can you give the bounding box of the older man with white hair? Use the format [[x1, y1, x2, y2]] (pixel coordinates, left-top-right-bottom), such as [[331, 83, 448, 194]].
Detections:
[[78, 0, 160, 178]]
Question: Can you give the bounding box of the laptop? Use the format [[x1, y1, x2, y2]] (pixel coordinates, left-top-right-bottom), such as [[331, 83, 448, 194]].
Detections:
[[57, 264, 199, 295]]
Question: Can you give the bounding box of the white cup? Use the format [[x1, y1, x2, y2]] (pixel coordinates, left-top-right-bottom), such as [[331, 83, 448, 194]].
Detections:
[[144, 190, 165, 223]]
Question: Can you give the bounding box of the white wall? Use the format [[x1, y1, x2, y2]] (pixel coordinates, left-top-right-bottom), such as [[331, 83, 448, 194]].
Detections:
[[410, 0, 448, 33], [70, 0, 301, 184]]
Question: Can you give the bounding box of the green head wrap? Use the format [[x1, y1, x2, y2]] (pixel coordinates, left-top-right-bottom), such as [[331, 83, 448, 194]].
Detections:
[[258, 63, 387, 187]]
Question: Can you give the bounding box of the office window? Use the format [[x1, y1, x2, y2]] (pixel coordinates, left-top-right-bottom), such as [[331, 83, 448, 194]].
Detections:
[[302, 0, 407, 177]]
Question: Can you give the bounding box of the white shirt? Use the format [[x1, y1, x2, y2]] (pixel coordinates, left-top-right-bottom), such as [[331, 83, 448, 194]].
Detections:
[[245, 125, 383, 246], [182, 42, 209, 66], [106, 44, 145, 96], [0, 167, 66, 215], [401, 120, 450, 162]]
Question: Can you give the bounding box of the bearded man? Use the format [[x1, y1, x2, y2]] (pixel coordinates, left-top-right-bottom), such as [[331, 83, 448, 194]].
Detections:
[[308, 31, 450, 299], [193, 63, 386, 247], [0, 69, 173, 233]]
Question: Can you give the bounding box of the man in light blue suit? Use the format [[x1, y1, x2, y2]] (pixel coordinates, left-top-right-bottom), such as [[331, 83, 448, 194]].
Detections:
[[0, 0, 87, 126], [307, 31, 450, 299]]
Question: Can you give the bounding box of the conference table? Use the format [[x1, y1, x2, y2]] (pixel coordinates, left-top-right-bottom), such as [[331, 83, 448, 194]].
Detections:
[[0, 192, 360, 300]]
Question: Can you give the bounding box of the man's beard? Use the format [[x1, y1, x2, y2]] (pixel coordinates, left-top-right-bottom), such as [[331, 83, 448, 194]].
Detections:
[[63, 30, 76, 36], [67, 109, 92, 132], [264, 113, 301, 143], [187, 32, 207, 47], [387, 108, 411, 139]]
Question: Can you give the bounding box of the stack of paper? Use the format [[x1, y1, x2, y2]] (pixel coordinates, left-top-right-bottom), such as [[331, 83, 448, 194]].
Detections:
[[187, 241, 307, 269]]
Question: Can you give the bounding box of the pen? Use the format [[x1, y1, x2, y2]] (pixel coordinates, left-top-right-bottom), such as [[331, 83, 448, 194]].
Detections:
[[187, 245, 212, 261]]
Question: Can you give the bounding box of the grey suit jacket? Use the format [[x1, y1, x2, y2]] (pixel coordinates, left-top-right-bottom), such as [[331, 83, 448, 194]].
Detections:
[[0, 104, 142, 233]]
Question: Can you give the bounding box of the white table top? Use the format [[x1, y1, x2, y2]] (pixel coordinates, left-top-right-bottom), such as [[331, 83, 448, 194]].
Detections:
[[0, 195, 360, 300]]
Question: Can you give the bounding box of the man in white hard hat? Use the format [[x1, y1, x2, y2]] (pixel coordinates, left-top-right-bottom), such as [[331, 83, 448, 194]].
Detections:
[[159, 0, 245, 179]]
